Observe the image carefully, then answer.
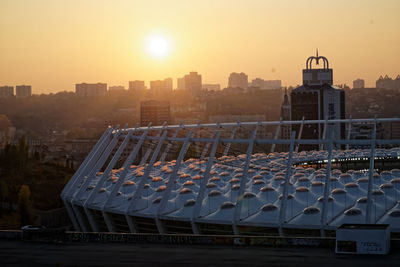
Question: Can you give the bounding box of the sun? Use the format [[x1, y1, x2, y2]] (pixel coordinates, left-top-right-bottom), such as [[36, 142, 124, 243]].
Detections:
[[147, 36, 169, 58]]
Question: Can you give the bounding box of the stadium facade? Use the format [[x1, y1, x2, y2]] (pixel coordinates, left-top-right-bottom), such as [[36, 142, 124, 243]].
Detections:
[[61, 118, 400, 236]]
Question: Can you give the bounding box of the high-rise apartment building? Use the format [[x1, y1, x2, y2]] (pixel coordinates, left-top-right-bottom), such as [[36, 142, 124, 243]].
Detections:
[[129, 80, 146, 91], [75, 83, 107, 97], [0, 86, 14, 97], [16, 85, 32, 98], [177, 72, 202, 93], [140, 100, 171, 126], [184, 72, 202, 93], [353, 79, 365, 89], [291, 52, 345, 150], [228, 72, 248, 89], [177, 77, 185, 90]]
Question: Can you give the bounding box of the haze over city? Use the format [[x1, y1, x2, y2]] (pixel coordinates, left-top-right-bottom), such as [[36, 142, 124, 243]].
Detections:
[[2, 1, 400, 265], [1, 0, 400, 93]]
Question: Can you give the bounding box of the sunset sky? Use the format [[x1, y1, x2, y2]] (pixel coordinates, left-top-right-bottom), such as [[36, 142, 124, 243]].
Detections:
[[1, 0, 399, 93]]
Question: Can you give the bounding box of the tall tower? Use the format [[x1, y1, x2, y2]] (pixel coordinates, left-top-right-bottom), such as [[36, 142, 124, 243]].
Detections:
[[280, 88, 291, 139], [291, 51, 345, 150]]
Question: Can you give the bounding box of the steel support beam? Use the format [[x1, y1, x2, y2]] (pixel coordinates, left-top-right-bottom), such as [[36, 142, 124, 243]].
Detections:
[[223, 122, 239, 156], [140, 122, 166, 165], [156, 131, 192, 233], [278, 131, 296, 236], [63, 127, 114, 199], [366, 121, 377, 224], [320, 116, 328, 151], [270, 117, 282, 153], [191, 131, 221, 234], [295, 116, 305, 152], [103, 127, 150, 210], [126, 131, 168, 233], [200, 123, 219, 160], [320, 132, 334, 236], [74, 128, 123, 203], [346, 115, 352, 150], [233, 124, 259, 235], [159, 123, 182, 163], [101, 126, 150, 231]]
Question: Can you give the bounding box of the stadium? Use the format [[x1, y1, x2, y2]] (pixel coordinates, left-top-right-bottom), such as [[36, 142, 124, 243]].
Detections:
[[61, 118, 400, 237]]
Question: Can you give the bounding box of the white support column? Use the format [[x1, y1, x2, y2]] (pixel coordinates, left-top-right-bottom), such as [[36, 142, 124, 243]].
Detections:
[[83, 128, 136, 231], [195, 120, 201, 156], [191, 131, 221, 234], [295, 116, 305, 153], [233, 124, 259, 235], [101, 127, 150, 231], [320, 116, 328, 151], [278, 131, 296, 236], [103, 127, 150, 210], [61, 127, 112, 198], [159, 123, 182, 163], [63, 199, 81, 231], [320, 132, 334, 236], [223, 121, 240, 156], [270, 117, 282, 153], [73, 129, 123, 203], [200, 123, 219, 160], [366, 122, 377, 224], [84, 129, 136, 207], [84, 209, 98, 232], [346, 115, 352, 150], [103, 212, 115, 232], [140, 122, 167, 165], [71, 203, 89, 232], [62, 127, 114, 199], [156, 131, 193, 234], [125, 131, 168, 233]]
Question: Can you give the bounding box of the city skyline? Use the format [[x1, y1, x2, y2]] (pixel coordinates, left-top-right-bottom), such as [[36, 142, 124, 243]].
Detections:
[[1, 0, 400, 93]]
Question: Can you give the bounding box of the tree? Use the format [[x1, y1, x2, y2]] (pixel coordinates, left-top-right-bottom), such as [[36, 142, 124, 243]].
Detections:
[[18, 185, 33, 226]]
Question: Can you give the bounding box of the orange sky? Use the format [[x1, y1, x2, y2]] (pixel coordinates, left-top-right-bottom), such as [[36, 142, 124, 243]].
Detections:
[[0, 0, 399, 93]]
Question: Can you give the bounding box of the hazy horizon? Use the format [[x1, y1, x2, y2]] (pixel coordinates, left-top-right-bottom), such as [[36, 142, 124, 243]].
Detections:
[[1, 0, 400, 93]]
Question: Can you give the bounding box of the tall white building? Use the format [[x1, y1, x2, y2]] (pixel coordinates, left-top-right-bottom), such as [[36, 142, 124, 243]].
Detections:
[[228, 72, 248, 89], [75, 83, 107, 97], [0, 86, 14, 97], [16, 85, 32, 98]]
